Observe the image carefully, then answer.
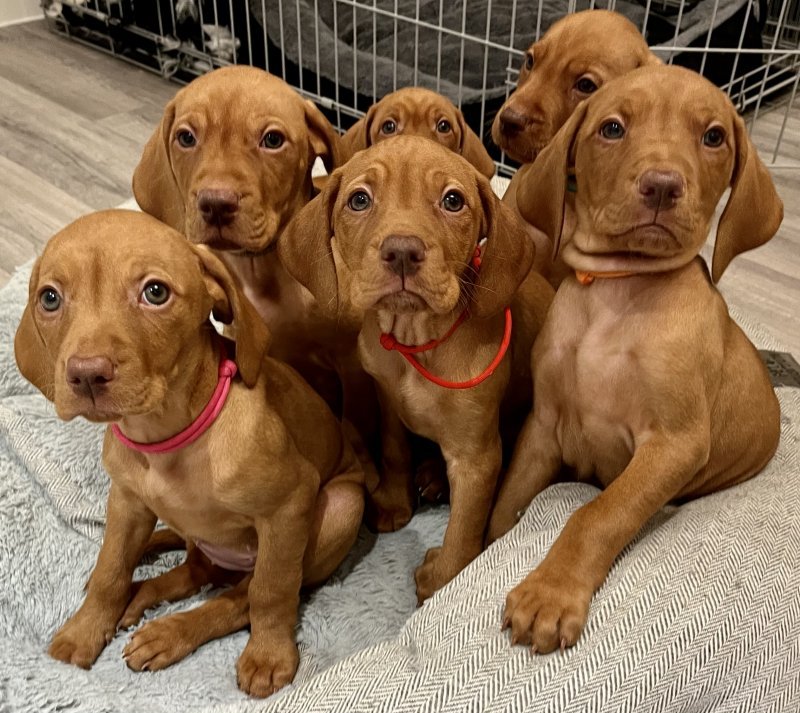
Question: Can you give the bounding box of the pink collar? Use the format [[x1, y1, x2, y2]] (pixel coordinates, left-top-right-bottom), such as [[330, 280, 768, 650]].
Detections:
[[111, 350, 238, 455]]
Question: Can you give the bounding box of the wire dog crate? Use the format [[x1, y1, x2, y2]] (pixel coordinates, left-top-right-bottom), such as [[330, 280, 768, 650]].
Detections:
[[44, 0, 800, 173]]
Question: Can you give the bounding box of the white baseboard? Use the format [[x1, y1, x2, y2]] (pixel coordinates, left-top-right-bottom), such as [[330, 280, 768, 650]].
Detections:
[[0, 15, 43, 29]]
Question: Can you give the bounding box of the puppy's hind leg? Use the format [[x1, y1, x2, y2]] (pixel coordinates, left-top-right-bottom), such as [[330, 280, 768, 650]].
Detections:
[[302, 460, 365, 587], [486, 410, 561, 544], [119, 544, 243, 628], [123, 575, 252, 672]]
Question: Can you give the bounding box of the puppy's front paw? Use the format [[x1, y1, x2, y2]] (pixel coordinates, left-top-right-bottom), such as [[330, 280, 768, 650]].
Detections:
[[414, 546, 450, 605], [366, 483, 414, 533], [236, 637, 298, 698], [123, 615, 196, 671], [49, 615, 116, 669], [503, 567, 592, 653]]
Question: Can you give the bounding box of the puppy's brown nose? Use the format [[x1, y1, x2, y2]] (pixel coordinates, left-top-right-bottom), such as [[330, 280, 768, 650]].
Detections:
[[197, 189, 239, 226], [498, 108, 531, 135], [380, 235, 426, 278], [66, 356, 115, 397], [638, 170, 684, 211]]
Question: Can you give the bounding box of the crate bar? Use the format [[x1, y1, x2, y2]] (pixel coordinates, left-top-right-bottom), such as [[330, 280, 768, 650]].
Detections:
[[277, 0, 287, 79], [698, 0, 722, 78], [478, 0, 494, 139], [457, 0, 468, 108], [725, 0, 754, 107], [436, 0, 444, 93], [751, 0, 793, 129], [314, 0, 321, 98], [296, 0, 304, 91], [332, 0, 342, 127], [772, 71, 800, 162], [373, 0, 378, 104]]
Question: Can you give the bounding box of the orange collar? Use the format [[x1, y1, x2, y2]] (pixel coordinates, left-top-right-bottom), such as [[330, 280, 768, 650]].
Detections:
[[575, 269, 637, 286]]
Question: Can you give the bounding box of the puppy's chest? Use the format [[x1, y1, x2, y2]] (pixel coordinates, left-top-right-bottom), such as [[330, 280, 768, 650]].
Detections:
[[538, 290, 655, 478], [118, 455, 252, 540]]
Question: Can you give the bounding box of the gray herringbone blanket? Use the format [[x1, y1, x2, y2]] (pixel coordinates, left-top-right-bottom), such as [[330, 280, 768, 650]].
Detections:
[[1, 257, 798, 712]]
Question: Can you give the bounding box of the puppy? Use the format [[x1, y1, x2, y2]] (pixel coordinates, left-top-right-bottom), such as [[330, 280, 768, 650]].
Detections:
[[133, 63, 379, 499], [15, 210, 364, 697], [492, 9, 657, 164], [279, 136, 553, 603], [340, 86, 496, 178], [494, 10, 660, 286], [487, 65, 782, 653]]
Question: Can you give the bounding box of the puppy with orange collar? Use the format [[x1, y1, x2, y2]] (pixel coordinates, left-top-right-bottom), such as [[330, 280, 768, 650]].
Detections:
[[487, 65, 782, 653]]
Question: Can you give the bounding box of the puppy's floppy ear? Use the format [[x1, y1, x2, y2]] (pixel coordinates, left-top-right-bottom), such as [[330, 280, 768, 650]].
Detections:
[[15, 258, 55, 400], [304, 99, 343, 172], [132, 98, 185, 231], [471, 175, 535, 318], [339, 102, 379, 162], [458, 112, 496, 178], [712, 113, 783, 282], [638, 49, 663, 67], [192, 246, 270, 388], [515, 101, 588, 259], [277, 171, 341, 318]]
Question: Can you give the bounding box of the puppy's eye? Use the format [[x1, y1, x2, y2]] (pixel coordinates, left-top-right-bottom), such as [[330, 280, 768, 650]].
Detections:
[[437, 119, 452, 134], [39, 288, 61, 312], [176, 130, 197, 148], [260, 131, 285, 149], [441, 191, 465, 212], [574, 77, 598, 94], [600, 120, 625, 140], [348, 191, 372, 212], [524, 52, 534, 71], [141, 281, 171, 306], [703, 127, 725, 148], [381, 120, 397, 135]]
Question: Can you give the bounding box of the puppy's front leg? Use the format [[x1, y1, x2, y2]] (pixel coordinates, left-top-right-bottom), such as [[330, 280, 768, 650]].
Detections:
[[236, 471, 317, 698], [366, 387, 415, 532], [415, 432, 502, 604], [504, 433, 708, 653], [487, 409, 562, 543], [49, 482, 157, 668]]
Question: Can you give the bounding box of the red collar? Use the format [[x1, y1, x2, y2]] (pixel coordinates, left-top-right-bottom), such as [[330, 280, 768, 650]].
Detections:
[[111, 349, 238, 455], [379, 244, 513, 390]]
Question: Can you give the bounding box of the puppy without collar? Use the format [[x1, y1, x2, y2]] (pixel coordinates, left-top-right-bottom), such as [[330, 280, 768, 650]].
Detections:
[[341, 86, 496, 178], [488, 65, 782, 654], [15, 210, 364, 697]]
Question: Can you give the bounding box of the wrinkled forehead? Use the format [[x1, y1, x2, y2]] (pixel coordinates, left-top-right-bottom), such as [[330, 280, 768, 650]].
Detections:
[[174, 76, 307, 135], [36, 219, 198, 290], [377, 89, 458, 122], [340, 142, 477, 200], [535, 18, 644, 71], [583, 71, 733, 132]]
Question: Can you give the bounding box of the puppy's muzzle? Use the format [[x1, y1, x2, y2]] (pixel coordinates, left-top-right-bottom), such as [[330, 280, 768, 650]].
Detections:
[[498, 108, 535, 136], [66, 355, 116, 399], [197, 189, 239, 227], [380, 235, 426, 278], [637, 170, 685, 212]]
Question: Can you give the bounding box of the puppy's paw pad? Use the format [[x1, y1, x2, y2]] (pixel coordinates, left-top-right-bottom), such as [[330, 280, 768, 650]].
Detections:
[[123, 618, 194, 672], [49, 623, 113, 669], [366, 487, 414, 533], [236, 641, 298, 698], [503, 572, 590, 653]]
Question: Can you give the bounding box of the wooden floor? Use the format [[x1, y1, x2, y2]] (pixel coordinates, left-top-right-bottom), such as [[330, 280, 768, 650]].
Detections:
[[1, 19, 798, 355]]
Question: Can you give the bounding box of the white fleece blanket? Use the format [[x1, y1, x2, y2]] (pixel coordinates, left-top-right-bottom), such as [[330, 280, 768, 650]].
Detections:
[[1, 257, 799, 713]]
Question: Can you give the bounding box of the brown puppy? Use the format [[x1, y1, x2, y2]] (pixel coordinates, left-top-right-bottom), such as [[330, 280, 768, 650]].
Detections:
[[279, 136, 553, 603], [492, 10, 657, 164], [15, 211, 364, 697], [495, 10, 660, 286], [341, 87, 496, 178], [134, 64, 378, 496], [487, 65, 782, 653]]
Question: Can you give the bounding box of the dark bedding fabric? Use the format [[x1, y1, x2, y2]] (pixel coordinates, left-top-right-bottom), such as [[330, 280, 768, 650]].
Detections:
[[252, 0, 752, 106], [253, 0, 647, 104]]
